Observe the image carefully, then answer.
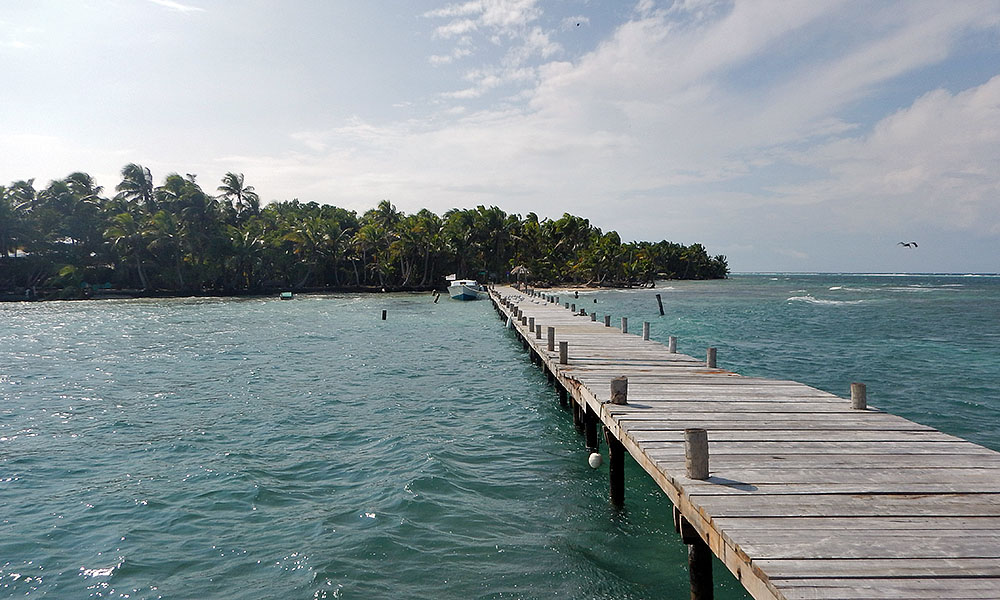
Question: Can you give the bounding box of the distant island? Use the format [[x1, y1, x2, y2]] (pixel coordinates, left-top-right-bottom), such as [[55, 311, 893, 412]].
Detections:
[[0, 165, 727, 300]]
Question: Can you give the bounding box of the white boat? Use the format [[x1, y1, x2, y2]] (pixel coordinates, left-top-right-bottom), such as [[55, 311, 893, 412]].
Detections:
[[448, 279, 483, 300]]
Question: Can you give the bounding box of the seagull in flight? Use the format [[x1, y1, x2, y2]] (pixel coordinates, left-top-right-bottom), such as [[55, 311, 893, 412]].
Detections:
[[897, 241, 918, 248]]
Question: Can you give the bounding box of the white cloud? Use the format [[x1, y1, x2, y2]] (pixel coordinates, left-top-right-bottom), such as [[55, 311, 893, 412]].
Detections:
[[147, 0, 204, 14]]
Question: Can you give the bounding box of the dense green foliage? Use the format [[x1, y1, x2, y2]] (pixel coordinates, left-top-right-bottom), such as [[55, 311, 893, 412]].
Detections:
[[0, 165, 727, 298]]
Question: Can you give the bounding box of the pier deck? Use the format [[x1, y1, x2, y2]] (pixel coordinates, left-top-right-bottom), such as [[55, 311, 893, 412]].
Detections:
[[491, 286, 1000, 600]]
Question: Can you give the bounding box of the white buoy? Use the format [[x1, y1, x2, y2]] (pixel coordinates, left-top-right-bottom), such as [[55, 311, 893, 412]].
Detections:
[[588, 452, 603, 468]]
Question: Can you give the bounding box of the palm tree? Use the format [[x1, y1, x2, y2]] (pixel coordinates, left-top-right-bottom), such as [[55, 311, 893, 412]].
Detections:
[[217, 172, 260, 223], [105, 212, 150, 289], [115, 164, 155, 212]]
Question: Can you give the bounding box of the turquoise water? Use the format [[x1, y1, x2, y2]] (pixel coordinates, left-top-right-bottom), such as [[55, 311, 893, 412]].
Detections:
[[1, 274, 998, 599]]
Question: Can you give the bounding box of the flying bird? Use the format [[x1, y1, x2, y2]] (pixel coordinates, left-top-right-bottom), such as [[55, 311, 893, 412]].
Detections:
[[897, 241, 918, 248]]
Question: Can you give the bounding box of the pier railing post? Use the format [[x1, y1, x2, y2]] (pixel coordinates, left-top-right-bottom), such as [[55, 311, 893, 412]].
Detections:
[[559, 341, 568, 365], [669, 336, 677, 353], [851, 382, 867, 410], [643, 321, 650, 340], [621, 317, 628, 333], [528, 316, 534, 331], [706, 347, 717, 369], [547, 327, 555, 352], [591, 313, 596, 322], [535, 324, 542, 339]]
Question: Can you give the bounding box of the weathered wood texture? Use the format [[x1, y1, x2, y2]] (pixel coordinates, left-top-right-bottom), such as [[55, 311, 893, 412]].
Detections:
[[491, 287, 1000, 600]]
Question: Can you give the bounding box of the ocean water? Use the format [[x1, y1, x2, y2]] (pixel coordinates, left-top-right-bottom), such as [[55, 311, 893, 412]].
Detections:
[[1, 274, 998, 599]]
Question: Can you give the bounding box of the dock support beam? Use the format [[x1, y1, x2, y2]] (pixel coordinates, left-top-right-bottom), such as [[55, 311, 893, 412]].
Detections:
[[607, 427, 625, 507], [584, 405, 599, 452], [676, 511, 714, 600], [688, 537, 714, 600]]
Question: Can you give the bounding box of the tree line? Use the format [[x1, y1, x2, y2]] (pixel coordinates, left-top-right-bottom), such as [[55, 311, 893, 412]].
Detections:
[[0, 165, 728, 298]]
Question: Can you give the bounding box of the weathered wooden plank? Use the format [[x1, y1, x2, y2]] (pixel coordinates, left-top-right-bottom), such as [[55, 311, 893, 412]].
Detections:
[[775, 578, 1000, 600], [756, 557, 1000, 578]]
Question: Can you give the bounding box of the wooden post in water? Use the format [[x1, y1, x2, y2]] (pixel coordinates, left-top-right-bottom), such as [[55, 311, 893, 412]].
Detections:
[[688, 536, 714, 600], [558, 385, 568, 407], [381, 309, 387, 320], [547, 327, 555, 352], [559, 341, 568, 365], [706, 347, 717, 369], [669, 336, 677, 353], [685, 428, 709, 480], [621, 317, 628, 334], [656, 293, 664, 316], [585, 405, 599, 452], [642, 321, 650, 340], [607, 427, 625, 506], [851, 382, 867, 410]]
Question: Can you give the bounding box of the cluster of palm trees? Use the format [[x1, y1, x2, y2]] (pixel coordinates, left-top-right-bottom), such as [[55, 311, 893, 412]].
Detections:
[[0, 164, 727, 298]]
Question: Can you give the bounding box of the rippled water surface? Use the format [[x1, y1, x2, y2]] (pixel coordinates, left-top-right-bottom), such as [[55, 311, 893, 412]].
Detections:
[[2, 274, 997, 599]]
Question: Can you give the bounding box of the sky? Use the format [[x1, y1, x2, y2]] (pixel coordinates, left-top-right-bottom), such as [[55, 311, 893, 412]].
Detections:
[[1, 0, 999, 273]]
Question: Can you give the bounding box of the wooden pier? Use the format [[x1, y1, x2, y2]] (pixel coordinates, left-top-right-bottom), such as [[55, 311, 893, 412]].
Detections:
[[490, 285, 1000, 600]]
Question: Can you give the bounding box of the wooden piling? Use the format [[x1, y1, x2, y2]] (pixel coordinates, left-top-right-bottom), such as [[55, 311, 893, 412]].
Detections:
[[610, 376, 628, 405], [656, 293, 664, 316], [642, 321, 650, 340], [684, 428, 709, 480], [688, 537, 714, 600], [381, 309, 387, 320], [585, 405, 599, 452], [851, 382, 867, 410], [547, 326, 555, 352], [607, 427, 625, 506], [706, 347, 716, 369], [621, 316, 628, 334], [535, 324, 542, 339], [604, 315, 611, 327], [669, 335, 677, 353], [559, 341, 568, 365], [571, 303, 576, 312], [528, 316, 534, 331], [591, 312, 596, 321]]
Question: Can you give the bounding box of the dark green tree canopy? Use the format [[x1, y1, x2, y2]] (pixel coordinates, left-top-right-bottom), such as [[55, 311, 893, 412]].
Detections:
[[0, 166, 727, 298]]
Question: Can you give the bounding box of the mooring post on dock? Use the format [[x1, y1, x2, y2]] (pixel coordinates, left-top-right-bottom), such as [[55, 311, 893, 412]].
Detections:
[[621, 317, 628, 333], [528, 316, 534, 332], [684, 428, 710, 480], [565, 302, 570, 309], [656, 293, 664, 316], [851, 382, 867, 410], [706, 347, 717, 369], [559, 341, 568, 365], [547, 327, 555, 352], [571, 303, 576, 312], [604, 315, 611, 327], [669, 336, 677, 353], [642, 321, 650, 340], [610, 376, 628, 405], [591, 312, 596, 322], [535, 324, 542, 339]]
